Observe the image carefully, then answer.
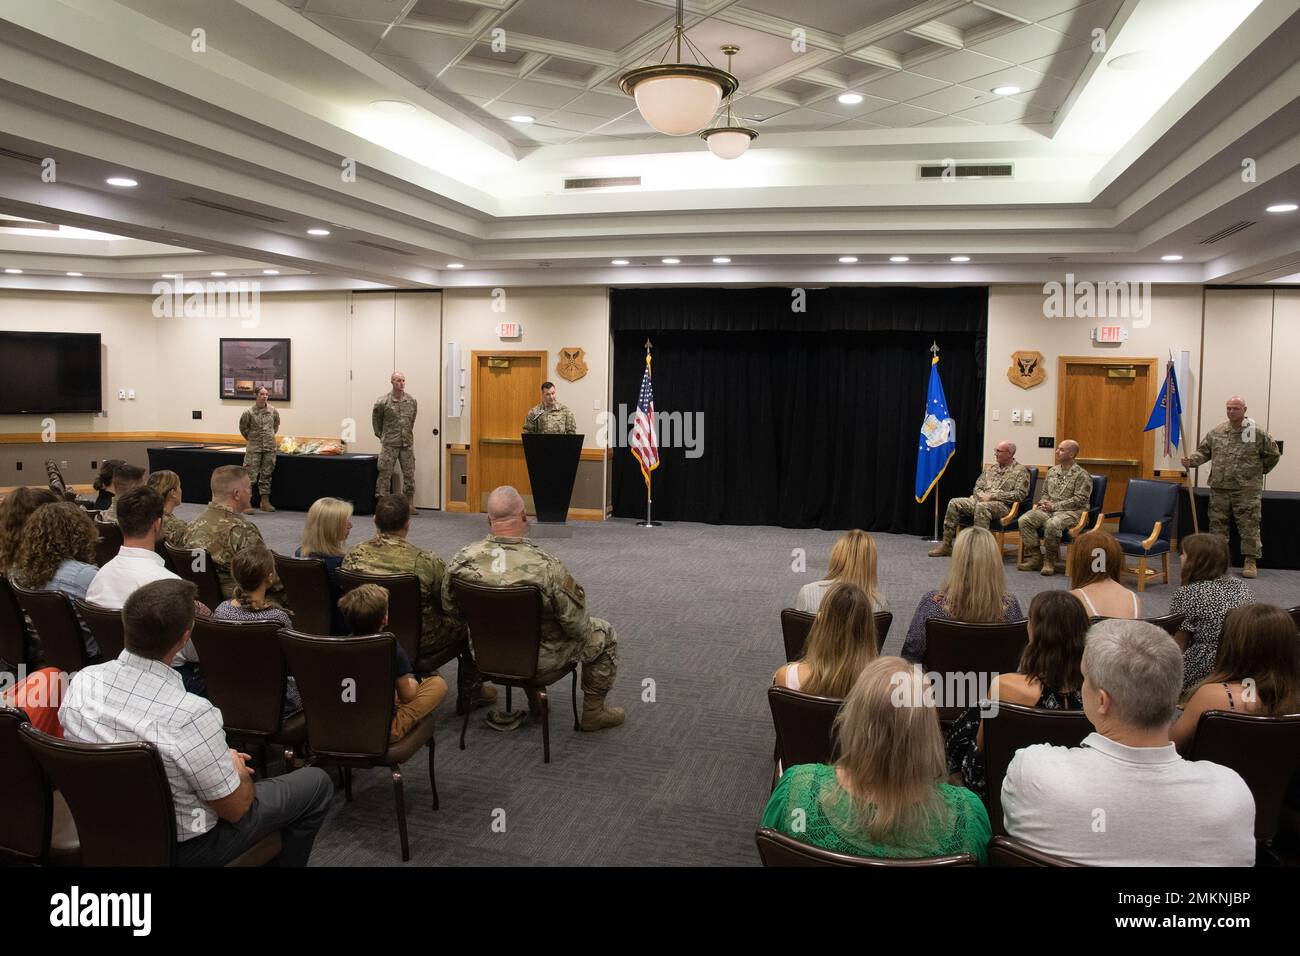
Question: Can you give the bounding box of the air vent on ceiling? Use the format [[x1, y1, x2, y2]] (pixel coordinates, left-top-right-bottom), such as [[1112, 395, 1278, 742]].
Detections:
[[353, 239, 416, 256], [0, 146, 44, 165], [1198, 221, 1255, 244], [180, 196, 286, 224], [918, 163, 1014, 180], [564, 176, 641, 190]]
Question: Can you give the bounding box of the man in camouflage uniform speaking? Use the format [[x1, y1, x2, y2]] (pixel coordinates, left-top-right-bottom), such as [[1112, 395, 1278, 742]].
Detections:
[[239, 386, 280, 513], [183, 464, 287, 604], [929, 440, 1030, 557], [522, 381, 577, 435], [1182, 395, 1281, 579], [442, 485, 624, 732], [373, 372, 418, 513], [1016, 439, 1092, 577]]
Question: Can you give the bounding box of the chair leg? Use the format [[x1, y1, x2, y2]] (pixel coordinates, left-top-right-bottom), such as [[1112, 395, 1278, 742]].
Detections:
[[427, 736, 438, 811], [539, 690, 551, 763], [1137, 556, 1148, 592], [1162, 553, 1169, 586], [391, 766, 410, 863], [506, 684, 512, 712], [570, 669, 580, 732], [460, 701, 470, 751], [343, 766, 353, 802], [454, 655, 467, 716]]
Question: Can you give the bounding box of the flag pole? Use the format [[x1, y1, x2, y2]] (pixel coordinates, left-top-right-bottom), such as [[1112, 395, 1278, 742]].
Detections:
[[1170, 353, 1199, 535], [636, 337, 662, 528], [925, 341, 942, 543]]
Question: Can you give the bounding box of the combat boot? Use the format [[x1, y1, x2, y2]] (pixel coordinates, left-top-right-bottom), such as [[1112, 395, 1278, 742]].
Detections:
[[1017, 548, 1043, 572], [580, 693, 625, 731], [260, 497, 276, 513], [1243, 558, 1257, 578], [927, 527, 955, 558], [1039, 561, 1055, 577]]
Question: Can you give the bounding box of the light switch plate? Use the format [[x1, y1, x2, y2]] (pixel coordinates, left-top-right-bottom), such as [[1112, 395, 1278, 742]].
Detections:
[[1011, 409, 1022, 423], [992, 409, 1000, 421], [1023, 408, 1033, 423]]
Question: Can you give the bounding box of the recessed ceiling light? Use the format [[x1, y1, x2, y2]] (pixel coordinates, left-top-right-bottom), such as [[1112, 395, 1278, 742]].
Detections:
[[890, 256, 910, 263], [1266, 203, 1298, 213], [1161, 254, 1183, 262], [446, 263, 464, 269], [611, 259, 629, 265], [4, 268, 22, 274], [307, 228, 330, 236], [992, 86, 1021, 96], [950, 256, 970, 263], [838, 256, 858, 263], [210, 271, 227, 276], [509, 114, 535, 124], [712, 257, 731, 264], [837, 92, 863, 105], [65, 271, 83, 277], [661, 258, 680, 264], [262, 269, 279, 275], [370, 99, 415, 114], [105, 176, 138, 187]]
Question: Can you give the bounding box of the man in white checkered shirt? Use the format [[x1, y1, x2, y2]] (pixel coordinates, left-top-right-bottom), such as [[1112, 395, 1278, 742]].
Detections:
[[60, 578, 332, 866]]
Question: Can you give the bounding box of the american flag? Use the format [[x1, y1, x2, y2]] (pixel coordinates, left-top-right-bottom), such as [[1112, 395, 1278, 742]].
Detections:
[[630, 351, 659, 488]]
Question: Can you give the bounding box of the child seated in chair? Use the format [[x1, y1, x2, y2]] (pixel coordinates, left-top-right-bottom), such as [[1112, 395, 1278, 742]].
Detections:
[[338, 583, 447, 741]]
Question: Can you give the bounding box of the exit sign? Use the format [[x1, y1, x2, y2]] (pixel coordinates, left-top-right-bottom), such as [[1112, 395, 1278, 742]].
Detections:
[[495, 322, 522, 339], [1091, 325, 1128, 344]]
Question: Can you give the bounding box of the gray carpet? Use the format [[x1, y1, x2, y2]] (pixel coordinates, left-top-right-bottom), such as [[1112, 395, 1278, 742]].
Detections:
[[179, 502, 1300, 867]]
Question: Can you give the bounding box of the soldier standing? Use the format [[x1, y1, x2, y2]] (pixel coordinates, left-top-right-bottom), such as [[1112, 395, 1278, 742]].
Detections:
[[928, 441, 1030, 557], [373, 372, 418, 514], [183, 465, 288, 604], [1182, 395, 1281, 578], [1016, 440, 1092, 576], [522, 381, 577, 435], [239, 387, 280, 513]]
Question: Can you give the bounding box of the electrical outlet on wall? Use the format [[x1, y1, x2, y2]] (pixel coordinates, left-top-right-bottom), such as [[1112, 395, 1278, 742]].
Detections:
[[1023, 409, 1033, 423]]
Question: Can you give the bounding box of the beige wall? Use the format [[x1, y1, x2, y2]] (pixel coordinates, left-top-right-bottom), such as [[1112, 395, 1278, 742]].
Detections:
[[1268, 291, 1300, 492]]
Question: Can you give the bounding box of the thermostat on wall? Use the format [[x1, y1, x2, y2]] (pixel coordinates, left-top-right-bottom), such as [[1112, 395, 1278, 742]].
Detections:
[[495, 322, 522, 339]]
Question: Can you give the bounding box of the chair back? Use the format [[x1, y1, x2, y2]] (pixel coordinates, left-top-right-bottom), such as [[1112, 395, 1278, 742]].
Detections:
[[768, 685, 843, 772], [0, 707, 51, 862], [779, 607, 890, 661], [1287, 606, 1300, 631], [190, 617, 290, 737], [1187, 710, 1300, 843], [1021, 467, 1039, 512], [1085, 474, 1108, 526], [273, 552, 333, 636], [1117, 479, 1177, 542], [982, 702, 1093, 836], [278, 629, 394, 761], [74, 600, 126, 661], [12, 584, 92, 672], [336, 570, 422, 663], [449, 578, 544, 680], [922, 618, 1030, 721], [0, 574, 27, 672], [94, 523, 123, 568], [1143, 612, 1184, 637], [164, 543, 224, 611], [755, 827, 976, 867], [20, 724, 174, 866], [987, 835, 1082, 867]]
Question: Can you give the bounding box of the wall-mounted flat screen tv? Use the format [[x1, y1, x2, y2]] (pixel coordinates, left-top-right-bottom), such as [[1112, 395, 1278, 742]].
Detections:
[[0, 331, 103, 414]]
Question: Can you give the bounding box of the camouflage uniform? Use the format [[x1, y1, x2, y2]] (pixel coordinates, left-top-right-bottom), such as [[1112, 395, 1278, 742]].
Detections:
[[940, 461, 1030, 544], [1185, 420, 1281, 559], [373, 392, 418, 500], [522, 402, 577, 435], [161, 512, 189, 548], [239, 404, 280, 496], [442, 534, 618, 696], [342, 533, 464, 657], [1018, 463, 1092, 561], [182, 502, 287, 604]]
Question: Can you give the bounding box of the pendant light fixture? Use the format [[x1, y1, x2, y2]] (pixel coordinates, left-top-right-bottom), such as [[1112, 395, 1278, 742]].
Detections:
[[618, 0, 738, 136], [700, 45, 757, 159]]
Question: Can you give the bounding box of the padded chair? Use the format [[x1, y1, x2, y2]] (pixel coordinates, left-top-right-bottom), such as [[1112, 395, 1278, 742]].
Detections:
[[11, 583, 95, 673], [20, 724, 279, 866], [779, 607, 891, 661], [93, 522, 123, 568], [1186, 710, 1300, 848], [74, 600, 126, 661], [768, 685, 843, 790], [273, 552, 333, 636], [1288, 606, 1300, 631], [1087, 613, 1185, 638], [922, 618, 1029, 723], [981, 702, 1093, 836], [0, 707, 79, 865], [164, 543, 224, 610], [1026, 473, 1106, 573], [988, 835, 1082, 867], [450, 578, 578, 764], [336, 569, 466, 681], [0, 574, 28, 672], [755, 827, 977, 867], [189, 617, 306, 773], [278, 629, 436, 862], [1102, 478, 1178, 591], [957, 466, 1037, 559]]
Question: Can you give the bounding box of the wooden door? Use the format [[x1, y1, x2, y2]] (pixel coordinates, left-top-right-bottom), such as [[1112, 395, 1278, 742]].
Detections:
[[470, 351, 545, 513], [1057, 357, 1158, 516]]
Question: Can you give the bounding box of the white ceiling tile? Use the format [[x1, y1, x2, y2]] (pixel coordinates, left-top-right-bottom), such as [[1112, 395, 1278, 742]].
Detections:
[[905, 48, 1011, 83], [759, 107, 844, 130], [409, 0, 482, 25], [377, 25, 468, 71], [535, 110, 613, 133], [917, 113, 983, 127], [304, 12, 388, 49], [907, 84, 995, 115], [374, 54, 437, 88], [875, 32, 931, 56], [496, 80, 585, 110], [858, 70, 948, 102], [302, 0, 404, 23], [738, 0, 916, 35], [434, 68, 519, 99], [861, 101, 946, 127], [731, 96, 797, 122], [1039, 0, 1124, 41], [1009, 75, 1074, 110], [954, 96, 1035, 124], [498, 0, 668, 51], [1024, 40, 1097, 80], [963, 64, 1052, 92], [480, 99, 554, 121], [933, 4, 1010, 31], [975, 0, 1088, 22], [563, 90, 638, 119], [969, 24, 1070, 63], [800, 90, 894, 118]]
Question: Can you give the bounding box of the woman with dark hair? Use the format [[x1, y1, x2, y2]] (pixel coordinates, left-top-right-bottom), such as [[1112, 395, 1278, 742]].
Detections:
[[944, 589, 1088, 796], [93, 459, 126, 512], [1068, 529, 1141, 619], [1168, 533, 1254, 689], [214, 544, 292, 629], [1172, 603, 1300, 752], [0, 487, 58, 573], [11, 501, 102, 659]]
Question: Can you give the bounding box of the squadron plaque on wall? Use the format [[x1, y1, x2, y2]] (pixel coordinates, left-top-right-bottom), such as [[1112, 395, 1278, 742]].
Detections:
[[1008, 350, 1046, 389], [556, 347, 588, 382]]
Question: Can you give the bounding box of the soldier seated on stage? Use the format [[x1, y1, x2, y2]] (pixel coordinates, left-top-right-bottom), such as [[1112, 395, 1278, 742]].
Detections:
[[442, 485, 625, 732], [928, 441, 1030, 557], [182, 464, 287, 605]]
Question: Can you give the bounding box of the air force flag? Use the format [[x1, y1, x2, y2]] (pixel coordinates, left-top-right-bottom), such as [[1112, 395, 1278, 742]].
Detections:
[[915, 355, 957, 503]]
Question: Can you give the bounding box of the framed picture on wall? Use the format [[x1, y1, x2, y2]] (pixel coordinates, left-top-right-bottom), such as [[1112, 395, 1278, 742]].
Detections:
[[220, 338, 291, 401]]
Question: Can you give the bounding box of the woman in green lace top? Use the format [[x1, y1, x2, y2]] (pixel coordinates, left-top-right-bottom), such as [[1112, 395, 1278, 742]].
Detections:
[[762, 656, 991, 863]]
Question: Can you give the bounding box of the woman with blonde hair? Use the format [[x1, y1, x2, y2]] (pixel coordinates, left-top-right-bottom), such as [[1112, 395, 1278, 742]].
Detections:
[[146, 469, 189, 547], [774, 582, 878, 698], [11, 502, 102, 659], [1067, 529, 1140, 619], [901, 526, 1023, 663], [296, 497, 354, 634], [794, 530, 888, 613], [762, 656, 991, 861]]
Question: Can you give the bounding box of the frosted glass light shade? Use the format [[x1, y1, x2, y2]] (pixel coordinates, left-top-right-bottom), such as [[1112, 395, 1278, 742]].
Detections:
[[704, 127, 755, 159], [634, 74, 724, 135]]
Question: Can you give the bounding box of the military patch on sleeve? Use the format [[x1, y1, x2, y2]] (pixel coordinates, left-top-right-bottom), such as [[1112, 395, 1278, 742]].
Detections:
[[561, 572, 586, 607]]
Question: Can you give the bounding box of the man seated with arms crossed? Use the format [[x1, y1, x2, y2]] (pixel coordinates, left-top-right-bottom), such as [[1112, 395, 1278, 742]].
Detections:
[[1001, 619, 1255, 866], [443, 485, 624, 731], [60, 579, 333, 866], [96, 463, 146, 525], [184, 464, 287, 604]]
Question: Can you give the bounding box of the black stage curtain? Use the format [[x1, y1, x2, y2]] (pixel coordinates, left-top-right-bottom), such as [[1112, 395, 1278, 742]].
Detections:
[[610, 287, 987, 533]]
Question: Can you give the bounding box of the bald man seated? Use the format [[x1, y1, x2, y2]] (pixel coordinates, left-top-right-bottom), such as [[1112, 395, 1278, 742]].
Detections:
[[929, 441, 1030, 557], [1016, 440, 1092, 576]]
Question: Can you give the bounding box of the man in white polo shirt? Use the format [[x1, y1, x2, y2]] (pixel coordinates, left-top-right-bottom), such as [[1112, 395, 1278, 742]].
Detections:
[[60, 578, 332, 866], [1001, 619, 1255, 866]]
